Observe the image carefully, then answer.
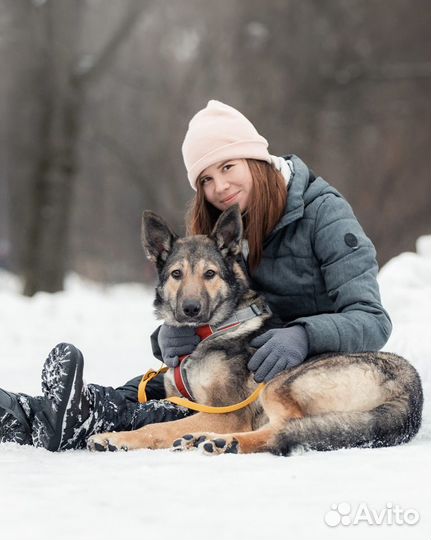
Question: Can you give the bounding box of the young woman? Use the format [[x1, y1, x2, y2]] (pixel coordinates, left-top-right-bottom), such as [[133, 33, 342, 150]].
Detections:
[[0, 100, 391, 450], [156, 100, 391, 381]]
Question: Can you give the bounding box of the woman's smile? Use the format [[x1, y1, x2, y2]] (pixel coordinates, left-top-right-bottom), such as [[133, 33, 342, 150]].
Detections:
[[221, 191, 241, 205]]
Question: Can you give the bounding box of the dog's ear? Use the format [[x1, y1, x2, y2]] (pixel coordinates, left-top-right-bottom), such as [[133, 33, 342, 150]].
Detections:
[[141, 211, 178, 266], [210, 204, 243, 257]]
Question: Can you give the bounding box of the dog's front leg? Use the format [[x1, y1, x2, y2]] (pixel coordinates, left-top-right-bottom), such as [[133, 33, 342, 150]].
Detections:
[[87, 411, 249, 452]]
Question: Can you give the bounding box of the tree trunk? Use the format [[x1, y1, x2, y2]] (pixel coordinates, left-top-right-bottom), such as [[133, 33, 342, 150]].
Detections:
[[23, 1, 81, 296], [23, 0, 147, 296]]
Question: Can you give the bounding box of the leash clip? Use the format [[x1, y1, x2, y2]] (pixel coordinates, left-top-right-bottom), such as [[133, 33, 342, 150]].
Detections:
[[251, 302, 272, 317], [250, 303, 262, 316]]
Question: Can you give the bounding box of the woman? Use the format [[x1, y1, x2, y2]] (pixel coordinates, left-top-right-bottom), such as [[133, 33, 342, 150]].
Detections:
[[157, 100, 392, 382], [0, 100, 391, 450]]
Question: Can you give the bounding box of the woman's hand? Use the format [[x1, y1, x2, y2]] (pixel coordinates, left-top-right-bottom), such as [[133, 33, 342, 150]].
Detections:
[[158, 324, 200, 368], [248, 326, 309, 382]]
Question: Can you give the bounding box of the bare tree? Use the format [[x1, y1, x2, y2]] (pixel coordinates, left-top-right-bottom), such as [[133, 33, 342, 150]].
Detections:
[[23, 0, 149, 296]]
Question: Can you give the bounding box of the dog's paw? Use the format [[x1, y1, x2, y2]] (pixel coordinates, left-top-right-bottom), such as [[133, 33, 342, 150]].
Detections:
[[171, 433, 240, 455], [87, 432, 129, 452], [198, 435, 240, 455], [171, 433, 206, 452]]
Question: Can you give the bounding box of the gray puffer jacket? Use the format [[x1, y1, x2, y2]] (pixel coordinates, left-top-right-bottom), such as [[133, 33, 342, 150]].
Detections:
[[249, 154, 392, 355]]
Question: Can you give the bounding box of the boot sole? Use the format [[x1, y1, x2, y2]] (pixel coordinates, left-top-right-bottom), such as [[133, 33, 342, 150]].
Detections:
[[38, 343, 84, 451]]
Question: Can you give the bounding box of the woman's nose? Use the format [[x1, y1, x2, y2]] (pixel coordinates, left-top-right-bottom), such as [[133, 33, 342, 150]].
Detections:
[[214, 177, 229, 193]]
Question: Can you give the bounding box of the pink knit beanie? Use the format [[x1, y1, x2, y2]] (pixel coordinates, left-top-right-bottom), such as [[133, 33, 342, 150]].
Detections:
[[182, 100, 272, 190]]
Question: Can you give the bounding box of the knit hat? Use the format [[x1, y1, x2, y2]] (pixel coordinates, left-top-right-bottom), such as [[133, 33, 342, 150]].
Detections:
[[182, 100, 272, 190]]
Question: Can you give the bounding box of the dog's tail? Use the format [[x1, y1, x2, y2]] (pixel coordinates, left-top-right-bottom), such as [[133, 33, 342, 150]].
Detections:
[[269, 390, 423, 456]]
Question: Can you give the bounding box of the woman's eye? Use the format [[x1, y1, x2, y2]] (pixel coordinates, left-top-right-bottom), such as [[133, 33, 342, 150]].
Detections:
[[204, 270, 216, 279], [222, 164, 233, 172], [171, 269, 182, 280], [200, 177, 212, 185]]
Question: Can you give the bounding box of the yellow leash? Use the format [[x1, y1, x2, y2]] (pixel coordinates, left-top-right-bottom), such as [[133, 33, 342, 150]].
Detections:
[[138, 367, 266, 414], [138, 366, 168, 404], [166, 384, 265, 414]]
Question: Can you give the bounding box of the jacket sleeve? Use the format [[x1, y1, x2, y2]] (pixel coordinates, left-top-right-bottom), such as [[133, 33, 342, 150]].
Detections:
[[287, 194, 392, 355], [150, 325, 163, 361]]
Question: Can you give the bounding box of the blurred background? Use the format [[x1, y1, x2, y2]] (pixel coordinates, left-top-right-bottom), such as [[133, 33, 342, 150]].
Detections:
[[0, 0, 429, 296]]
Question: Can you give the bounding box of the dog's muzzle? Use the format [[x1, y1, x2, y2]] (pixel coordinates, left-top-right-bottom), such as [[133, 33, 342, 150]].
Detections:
[[182, 299, 201, 318]]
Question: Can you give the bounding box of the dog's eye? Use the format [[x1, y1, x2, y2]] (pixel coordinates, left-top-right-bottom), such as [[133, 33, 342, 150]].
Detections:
[[204, 270, 216, 279], [171, 269, 182, 280]]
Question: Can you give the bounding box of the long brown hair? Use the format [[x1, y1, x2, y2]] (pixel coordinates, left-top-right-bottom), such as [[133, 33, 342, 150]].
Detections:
[[185, 159, 287, 271]]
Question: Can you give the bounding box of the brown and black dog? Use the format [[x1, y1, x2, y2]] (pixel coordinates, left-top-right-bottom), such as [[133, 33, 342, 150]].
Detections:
[[87, 205, 423, 455]]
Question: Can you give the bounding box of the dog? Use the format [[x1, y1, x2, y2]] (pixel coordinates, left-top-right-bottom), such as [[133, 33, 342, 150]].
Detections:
[[87, 205, 423, 455]]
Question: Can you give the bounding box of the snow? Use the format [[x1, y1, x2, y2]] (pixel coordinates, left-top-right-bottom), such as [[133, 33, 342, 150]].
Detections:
[[0, 237, 430, 540]]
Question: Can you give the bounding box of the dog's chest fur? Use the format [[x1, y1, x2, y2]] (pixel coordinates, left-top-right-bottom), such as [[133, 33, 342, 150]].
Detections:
[[163, 317, 263, 408]]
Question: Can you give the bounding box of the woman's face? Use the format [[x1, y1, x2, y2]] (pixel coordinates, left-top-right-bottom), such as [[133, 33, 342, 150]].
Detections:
[[198, 159, 253, 212]]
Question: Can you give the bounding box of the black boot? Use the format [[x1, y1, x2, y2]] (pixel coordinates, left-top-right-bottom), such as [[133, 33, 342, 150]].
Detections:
[[0, 389, 43, 445], [32, 342, 87, 451], [34, 343, 192, 451], [0, 343, 87, 449]]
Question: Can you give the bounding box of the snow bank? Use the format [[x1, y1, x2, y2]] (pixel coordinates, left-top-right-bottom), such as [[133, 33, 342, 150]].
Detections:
[[378, 235, 431, 392], [0, 238, 430, 540]]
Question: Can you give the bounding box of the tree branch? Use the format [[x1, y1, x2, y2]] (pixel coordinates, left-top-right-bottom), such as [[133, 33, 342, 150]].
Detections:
[[73, 0, 150, 86]]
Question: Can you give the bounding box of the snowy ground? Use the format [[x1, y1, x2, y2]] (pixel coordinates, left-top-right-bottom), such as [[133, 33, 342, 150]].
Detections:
[[0, 238, 430, 540]]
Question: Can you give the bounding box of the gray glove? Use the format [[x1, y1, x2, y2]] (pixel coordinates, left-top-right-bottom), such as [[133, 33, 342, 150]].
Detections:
[[248, 326, 309, 382], [158, 324, 200, 368]]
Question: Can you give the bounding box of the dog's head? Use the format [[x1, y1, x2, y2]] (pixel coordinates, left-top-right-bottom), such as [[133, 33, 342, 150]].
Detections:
[[142, 204, 250, 326]]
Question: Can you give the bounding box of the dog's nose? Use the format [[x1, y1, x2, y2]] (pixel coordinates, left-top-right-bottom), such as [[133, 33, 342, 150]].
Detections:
[[182, 299, 201, 318]]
